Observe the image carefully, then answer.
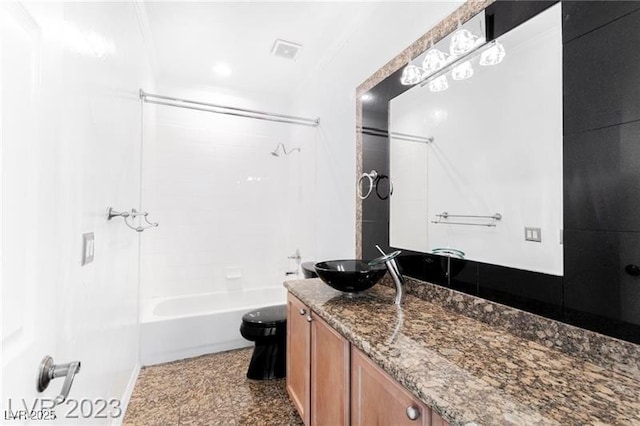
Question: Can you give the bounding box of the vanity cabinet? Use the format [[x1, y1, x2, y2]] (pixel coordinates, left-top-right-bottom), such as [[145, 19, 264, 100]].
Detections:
[[286, 293, 448, 426], [287, 293, 350, 425], [351, 347, 448, 426], [287, 293, 311, 424]]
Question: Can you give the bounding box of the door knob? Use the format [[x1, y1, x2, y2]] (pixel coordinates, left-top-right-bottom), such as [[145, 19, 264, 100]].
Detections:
[[37, 356, 81, 405]]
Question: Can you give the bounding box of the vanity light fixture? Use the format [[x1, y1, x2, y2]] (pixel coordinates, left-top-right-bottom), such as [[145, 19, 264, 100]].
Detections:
[[428, 75, 449, 92], [450, 29, 484, 56], [422, 49, 449, 73], [400, 11, 497, 87], [400, 64, 427, 86], [479, 42, 506, 66], [451, 61, 474, 80]]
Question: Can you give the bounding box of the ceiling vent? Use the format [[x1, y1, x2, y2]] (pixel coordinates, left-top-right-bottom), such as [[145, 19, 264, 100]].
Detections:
[[271, 39, 302, 60]]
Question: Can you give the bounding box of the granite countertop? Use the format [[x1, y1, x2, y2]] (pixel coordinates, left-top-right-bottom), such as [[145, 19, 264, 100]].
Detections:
[[284, 279, 640, 426]]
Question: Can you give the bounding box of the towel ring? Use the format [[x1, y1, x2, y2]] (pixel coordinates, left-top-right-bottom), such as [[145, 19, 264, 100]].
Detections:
[[357, 170, 378, 200], [375, 174, 394, 200]]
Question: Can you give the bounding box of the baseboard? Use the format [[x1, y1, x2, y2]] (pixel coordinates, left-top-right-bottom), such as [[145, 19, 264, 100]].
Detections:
[[141, 339, 252, 367], [109, 362, 141, 426]]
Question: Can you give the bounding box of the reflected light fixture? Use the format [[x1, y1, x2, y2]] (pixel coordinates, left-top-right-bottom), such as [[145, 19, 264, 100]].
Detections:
[[399, 12, 502, 87], [450, 29, 483, 56], [422, 49, 448, 73], [428, 75, 449, 92], [361, 93, 374, 102], [452, 61, 474, 80], [400, 64, 427, 86], [479, 42, 506, 66]]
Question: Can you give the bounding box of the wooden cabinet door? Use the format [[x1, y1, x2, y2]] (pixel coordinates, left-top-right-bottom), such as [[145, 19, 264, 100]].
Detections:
[[351, 347, 439, 426], [287, 294, 311, 425], [310, 314, 350, 426]]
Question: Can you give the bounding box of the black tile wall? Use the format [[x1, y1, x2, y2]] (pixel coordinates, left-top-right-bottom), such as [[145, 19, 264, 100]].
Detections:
[[478, 264, 563, 319], [449, 259, 479, 295], [361, 220, 390, 261], [562, 1, 640, 43], [561, 2, 640, 342], [362, 110, 387, 130], [563, 229, 640, 322], [485, 0, 557, 41], [418, 253, 449, 288], [564, 120, 640, 232], [563, 8, 640, 134], [395, 252, 428, 282], [562, 308, 640, 344], [362, 135, 389, 222]]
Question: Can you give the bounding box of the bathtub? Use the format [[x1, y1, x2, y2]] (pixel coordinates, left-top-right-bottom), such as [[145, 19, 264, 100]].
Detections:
[[140, 286, 288, 366]]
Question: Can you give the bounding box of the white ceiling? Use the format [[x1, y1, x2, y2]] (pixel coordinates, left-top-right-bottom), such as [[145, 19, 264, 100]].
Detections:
[[143, 2, 381, 95]]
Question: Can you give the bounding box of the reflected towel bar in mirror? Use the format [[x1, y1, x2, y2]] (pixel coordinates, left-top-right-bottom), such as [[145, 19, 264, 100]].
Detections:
[[431, 212, 502, 227]]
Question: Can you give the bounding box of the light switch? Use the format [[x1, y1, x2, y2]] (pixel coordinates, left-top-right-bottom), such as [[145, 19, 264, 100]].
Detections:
[[82, 232, 95, 265]]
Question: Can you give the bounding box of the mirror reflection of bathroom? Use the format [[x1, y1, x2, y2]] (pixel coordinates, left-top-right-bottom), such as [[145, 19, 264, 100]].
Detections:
[[389, 5, 562, 276]]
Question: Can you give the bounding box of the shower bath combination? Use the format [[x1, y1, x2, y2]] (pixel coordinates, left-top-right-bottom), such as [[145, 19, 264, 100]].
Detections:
[[271, 143, 301, 157]]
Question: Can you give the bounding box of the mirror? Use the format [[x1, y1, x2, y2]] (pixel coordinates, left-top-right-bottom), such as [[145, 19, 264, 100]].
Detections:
[[388, 4, 562, 275]]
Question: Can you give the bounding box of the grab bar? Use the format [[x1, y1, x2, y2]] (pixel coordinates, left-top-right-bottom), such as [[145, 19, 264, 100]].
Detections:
[[431, 212, 502, 227]]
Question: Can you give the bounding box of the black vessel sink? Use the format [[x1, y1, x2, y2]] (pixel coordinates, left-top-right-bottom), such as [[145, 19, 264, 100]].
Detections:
[[314, 260, 386, 293]]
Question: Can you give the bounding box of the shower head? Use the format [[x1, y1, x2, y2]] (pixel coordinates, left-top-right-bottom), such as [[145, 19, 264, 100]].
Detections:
[[271, 143, 300, 157]]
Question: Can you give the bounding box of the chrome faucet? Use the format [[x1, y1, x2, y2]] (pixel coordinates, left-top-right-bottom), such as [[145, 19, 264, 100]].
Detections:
[[370, 246, 405, 305]]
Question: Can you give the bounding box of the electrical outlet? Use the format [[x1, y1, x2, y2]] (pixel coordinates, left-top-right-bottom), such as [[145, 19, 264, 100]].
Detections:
[[525, 227, 542, 242], [82, 233, 95, 265]]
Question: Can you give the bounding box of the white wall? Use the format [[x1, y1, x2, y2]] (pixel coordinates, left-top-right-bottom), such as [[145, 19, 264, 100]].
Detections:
[[2, 1, 153, 422], [290, 2, 463, 261], [140, 82, 317, 302]]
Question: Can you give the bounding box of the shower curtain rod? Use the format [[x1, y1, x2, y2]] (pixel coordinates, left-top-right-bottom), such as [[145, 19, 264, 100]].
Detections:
[[139, 90, 320, 127]]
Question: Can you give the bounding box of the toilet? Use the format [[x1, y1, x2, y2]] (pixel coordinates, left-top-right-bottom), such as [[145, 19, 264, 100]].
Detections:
[[239, 304, 287, 380]]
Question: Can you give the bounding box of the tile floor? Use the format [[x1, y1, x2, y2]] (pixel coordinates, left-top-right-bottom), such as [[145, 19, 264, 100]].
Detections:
[[124, 348, 303, 426]]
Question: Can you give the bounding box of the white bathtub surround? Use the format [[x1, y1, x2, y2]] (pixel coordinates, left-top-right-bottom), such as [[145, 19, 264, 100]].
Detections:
[[140, 286, 287, 366], [139, 82, 318, 306]]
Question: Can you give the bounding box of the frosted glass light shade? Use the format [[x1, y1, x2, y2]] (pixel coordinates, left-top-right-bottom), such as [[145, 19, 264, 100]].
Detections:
[[400, 64, 427, 85], [452, 61, 474, 80], [422, 49, 448, 73], [428, 75, 449, 92], [480, 42, 506, 66], [450, 29, 480, 56]]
